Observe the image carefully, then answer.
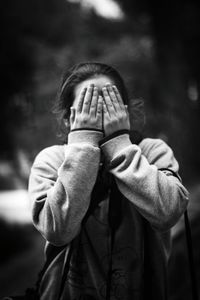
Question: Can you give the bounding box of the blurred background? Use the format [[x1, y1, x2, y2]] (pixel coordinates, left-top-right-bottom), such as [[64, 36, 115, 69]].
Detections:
[[0, 0, 200, 299]]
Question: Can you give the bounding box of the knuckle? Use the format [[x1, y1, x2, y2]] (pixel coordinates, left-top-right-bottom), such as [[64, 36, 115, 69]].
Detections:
[[108, 103, 113, 107], [111, 118, 118, 126], [120, 111, 126, 118], [110, 92, 116, 98], [103, 107, 107, 113], [118, 114, 124, 121], [81, 115, 89, 124], [90, 118, 96, 125]]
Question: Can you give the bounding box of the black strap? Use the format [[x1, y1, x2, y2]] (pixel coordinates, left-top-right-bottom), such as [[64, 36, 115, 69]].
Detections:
[[30, 244, 67, 298], [184, 210, 199, 300], [106, 176, 123, 300], [58, 244, 74, 300], [159, 168, 199, 300]]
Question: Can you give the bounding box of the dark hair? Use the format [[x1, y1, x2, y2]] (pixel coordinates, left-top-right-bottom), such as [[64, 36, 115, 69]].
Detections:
[[53, 62, 129, 139]]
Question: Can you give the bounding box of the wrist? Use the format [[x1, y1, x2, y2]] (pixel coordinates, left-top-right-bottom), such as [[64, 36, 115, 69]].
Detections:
[[100, 132, 132, 161], [104, 124, 130, 138], [71, 127, 102, 133], [68, 129, 103, 147], [99, 129, 130, 146]]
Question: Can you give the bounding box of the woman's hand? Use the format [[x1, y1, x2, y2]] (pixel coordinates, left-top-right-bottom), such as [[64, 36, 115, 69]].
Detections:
[[70, 84, 103, 131], [102, 84, 130, 137]]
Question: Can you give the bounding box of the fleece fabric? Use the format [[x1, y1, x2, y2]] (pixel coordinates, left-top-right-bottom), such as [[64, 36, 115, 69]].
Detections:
[[28, 131, 189, 300]]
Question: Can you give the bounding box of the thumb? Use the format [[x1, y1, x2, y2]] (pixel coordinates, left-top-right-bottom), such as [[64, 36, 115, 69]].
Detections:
[[125, 105, 129, 115]]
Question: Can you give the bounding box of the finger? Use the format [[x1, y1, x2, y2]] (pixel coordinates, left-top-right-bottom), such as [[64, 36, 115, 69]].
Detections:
[[82, 84, 94, 114], [124, 105, 130, 120], [106, 84, 119, 111], [102, 86, 115, 116], [113, 85, 124, 109], [102, 100, 110, 135], [102, 99, 110, 118], [76, 87, 87, 113], [70, 107, 76, 125], [90, 86, 98, 116], [96, 95, 103, 118]]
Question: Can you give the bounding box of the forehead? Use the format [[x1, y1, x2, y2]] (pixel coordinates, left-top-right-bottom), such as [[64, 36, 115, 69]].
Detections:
[[74, 75, 114, 98]]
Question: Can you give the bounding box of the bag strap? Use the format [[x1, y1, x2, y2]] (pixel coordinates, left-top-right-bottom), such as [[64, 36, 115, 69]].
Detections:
[[106, 175, 123, 300], [159, 168, 198, 300], [24, 244, 66, 298], [58, 243, 74, 300], [184, 210, 199, 300]]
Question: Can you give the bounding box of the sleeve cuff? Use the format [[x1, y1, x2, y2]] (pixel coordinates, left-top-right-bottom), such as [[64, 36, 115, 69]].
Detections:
[[99, 129, 130, 146], [68, 130, 103, 147], [100, 133, 132, 161]]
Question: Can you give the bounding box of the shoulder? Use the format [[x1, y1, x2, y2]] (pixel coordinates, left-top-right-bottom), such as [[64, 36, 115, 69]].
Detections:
[[32, 145, 65, 171], [139, 138, 179, 172]]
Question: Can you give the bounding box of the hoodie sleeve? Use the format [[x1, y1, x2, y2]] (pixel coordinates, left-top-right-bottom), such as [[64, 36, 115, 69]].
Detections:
[[100, 134, 189, 232], [28, 130, 102, 246]]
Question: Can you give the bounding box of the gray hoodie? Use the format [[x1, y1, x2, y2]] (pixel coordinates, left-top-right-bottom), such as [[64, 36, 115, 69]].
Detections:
[[28, 131, 189, 300]]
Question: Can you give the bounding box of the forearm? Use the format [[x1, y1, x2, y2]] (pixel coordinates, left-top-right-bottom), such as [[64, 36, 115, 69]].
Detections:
[[29, 132, 102, 246], [33, 178, 92, 246], [100, 134, 189, 231]]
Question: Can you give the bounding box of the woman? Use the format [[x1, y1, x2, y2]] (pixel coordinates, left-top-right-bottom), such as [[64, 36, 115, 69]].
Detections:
[[28, 62, 189, 300]]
